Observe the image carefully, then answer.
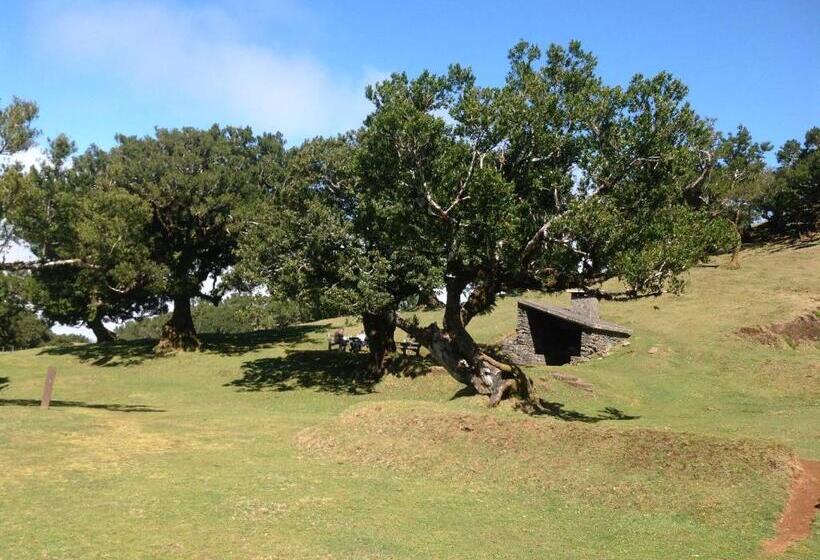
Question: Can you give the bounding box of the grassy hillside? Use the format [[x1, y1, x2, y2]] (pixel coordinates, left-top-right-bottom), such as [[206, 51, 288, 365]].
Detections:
[[1, 240, 817, 559]]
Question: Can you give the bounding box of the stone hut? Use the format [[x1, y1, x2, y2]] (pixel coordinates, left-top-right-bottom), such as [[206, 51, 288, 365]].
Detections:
[[502, 292, 631, 365]]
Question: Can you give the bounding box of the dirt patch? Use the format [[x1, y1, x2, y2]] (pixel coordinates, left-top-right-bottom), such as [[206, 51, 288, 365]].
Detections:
[[546, 372, 594, 392], [762, 458, 820, 555], [738, 311, 820, 347]]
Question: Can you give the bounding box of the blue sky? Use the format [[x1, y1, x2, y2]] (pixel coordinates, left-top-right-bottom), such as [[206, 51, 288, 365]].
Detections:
[[1, 0, 819, 158]]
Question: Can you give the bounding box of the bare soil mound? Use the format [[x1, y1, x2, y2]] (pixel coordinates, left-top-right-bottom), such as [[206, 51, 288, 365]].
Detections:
[[762, 458, 820, 555], [738, 311, 820, 347]]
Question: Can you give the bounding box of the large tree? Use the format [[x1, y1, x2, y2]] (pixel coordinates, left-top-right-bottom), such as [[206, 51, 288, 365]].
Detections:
[[1, 99, 156, 342], [704, 125, 772, 268], [765, 127, 819, 234], [235, 134, 441, 376], [353, 41, 731, 405], [0, 97, 53, 349], [106, 126, 284, 350], [2, 136, 162, 341]]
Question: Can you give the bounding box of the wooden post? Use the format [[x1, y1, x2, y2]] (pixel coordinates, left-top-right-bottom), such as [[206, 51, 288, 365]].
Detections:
[[41, 367, 57, 410]]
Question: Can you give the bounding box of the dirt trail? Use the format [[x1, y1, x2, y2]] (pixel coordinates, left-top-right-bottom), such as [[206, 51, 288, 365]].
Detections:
[[762, 458, 820, 555]]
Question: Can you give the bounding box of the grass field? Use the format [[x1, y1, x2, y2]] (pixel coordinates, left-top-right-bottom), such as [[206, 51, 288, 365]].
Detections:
[[1, 239, 818, 559]]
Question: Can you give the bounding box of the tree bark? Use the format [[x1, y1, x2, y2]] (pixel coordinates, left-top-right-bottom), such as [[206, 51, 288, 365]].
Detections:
[[87, 315, 116, 343], [362, 311, 397, 379], [727, 212, 742, 269], [728, 238, 742, 269], [394, 279, 534, 406], [155, 295, 200, 352], [0, 258, 95, 272]]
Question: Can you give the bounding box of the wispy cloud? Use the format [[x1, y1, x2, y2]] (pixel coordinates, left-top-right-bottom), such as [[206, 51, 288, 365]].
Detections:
[[32, 0, 382, 141]]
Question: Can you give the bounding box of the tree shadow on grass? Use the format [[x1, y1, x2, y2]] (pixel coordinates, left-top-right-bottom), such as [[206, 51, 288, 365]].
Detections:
[[745, 229, 818, 253], [526, 399, 640, 423], [37, 325, 325, 367], [38, 338, 158, 367], [199, 325, 325, 356], [0, 398, 164, 412], [387, 354, 436, 379], [228, 350, 376, 395], [448, 387, 638, 423], [449, 385, 478, 400], [0, 376, 8, 392]]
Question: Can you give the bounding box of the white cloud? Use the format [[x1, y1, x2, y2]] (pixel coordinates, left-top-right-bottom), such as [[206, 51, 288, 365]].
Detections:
[[0, 145, 48, 172], [34, 1, 382, 140]]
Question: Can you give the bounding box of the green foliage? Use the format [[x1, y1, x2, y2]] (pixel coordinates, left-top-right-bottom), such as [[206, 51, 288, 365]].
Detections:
[[765, 127, 819, 233], [2, 138, 162, 331], [704, 125, 773, 237], [107, 126, 283, 305], [354, 40, 733, 313], [3, 125, 285, 346], [0, 97, 39, 156], [238, 40, 748, 352], [43, 332, 91, 346], [115, 295, 306, 340], [101, 126, 287, 346], [234, 132, 440, 320], [1, 97, 40, 252], [0, 275, 50, 349]]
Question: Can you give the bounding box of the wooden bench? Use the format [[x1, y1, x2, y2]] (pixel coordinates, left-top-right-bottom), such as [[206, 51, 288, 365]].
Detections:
[[399, 340, 421, 355]]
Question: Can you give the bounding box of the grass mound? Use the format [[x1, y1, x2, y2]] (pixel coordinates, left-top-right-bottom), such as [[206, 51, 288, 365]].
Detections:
[[1, 240, 818, 558], [300, 401, 794, 519]]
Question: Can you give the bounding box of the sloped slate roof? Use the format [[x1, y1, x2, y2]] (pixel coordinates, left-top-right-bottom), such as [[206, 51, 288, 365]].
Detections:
[[518, 300, 632, 336]]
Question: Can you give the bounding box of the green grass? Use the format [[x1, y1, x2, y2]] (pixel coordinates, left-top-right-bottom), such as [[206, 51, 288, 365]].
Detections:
[[1, 239, 818, 559]]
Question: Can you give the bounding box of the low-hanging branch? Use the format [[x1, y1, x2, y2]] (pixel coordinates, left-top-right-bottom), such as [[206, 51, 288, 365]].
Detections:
[[0, 258, 97, 271]]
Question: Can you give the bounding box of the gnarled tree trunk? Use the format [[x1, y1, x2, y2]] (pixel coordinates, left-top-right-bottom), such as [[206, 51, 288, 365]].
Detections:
[[87, 315, 116, 343], [362, 311, 397, 379], [394, 279, 534, 406], [155, 295, 200, 352]]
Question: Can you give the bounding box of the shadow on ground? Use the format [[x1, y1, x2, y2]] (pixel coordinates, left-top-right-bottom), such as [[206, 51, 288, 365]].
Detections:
[[450, 387, 638, 423], [0, 398, 164, 412], [0, 376, 8, 392], [37, 325, 325, 367], [387, 354, 435, 378], [528, 399, 640, 423], [200, 325, 324, 355], [39, 339, 157, 367], [746, 229, 818, 253], [228, 350, 375, 395]]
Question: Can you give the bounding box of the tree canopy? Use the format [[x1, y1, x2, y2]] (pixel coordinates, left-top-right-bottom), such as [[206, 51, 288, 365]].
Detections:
[[102, 126, 286, 349], [765, 127, 819, 234], [0, 43, 815, 407], [2, 136, 162, 341], [332, 41, 734, 402]]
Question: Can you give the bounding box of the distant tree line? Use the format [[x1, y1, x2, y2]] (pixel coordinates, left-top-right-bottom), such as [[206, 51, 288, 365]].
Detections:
[[114, 295, 306, 340], [1, 41, 816, 404]]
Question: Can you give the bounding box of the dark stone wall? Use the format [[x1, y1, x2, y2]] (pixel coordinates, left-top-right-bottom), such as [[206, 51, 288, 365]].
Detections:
[[501, 306, 544, 365], [571, 331, 627, 364], [502, 303, 629, 366]]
